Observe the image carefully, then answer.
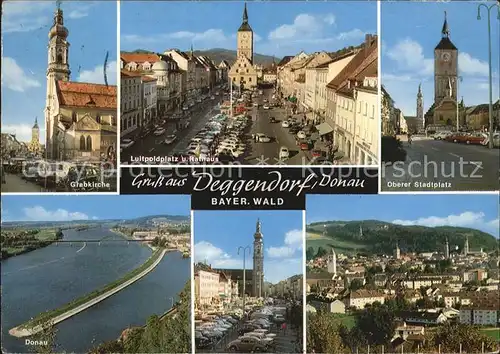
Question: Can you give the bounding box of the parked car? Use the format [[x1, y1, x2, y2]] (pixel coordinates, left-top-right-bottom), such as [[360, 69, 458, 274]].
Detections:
[[227, 337, 267, 353], [263, 105, 270, 110], [312, 149, 322, 158], [281, 120, 290, 128], [163, 135, 177, 145], [296, 130, 306, 139], [464, 133, 486, 145], [445, 132, 468, 143], [256, 133, 271, 143], [299, 140, 311, 150], [269, 116, 276, 123], [433, 131, 451, 140], [279, 147, 289, 160], [154, 128, 166, 136], [120, 139, 135, 149]]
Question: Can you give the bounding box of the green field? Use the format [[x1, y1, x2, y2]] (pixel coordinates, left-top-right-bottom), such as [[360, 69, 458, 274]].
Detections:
[[307, 233, 369, 254], [480, 328, 500, 341], [1, 228, 61, 259], [331, 314, 356, 329]]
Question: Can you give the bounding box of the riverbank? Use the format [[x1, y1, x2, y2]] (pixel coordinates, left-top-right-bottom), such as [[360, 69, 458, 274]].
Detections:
[[110, 228, 157, 251], [9, 249, 166, 337], [1, 229, 63, 260]]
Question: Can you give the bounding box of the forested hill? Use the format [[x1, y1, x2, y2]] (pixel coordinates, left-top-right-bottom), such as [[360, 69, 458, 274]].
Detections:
[[307, 220, 498, 255]]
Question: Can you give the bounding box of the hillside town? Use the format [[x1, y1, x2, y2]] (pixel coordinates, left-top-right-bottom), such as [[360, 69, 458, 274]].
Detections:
[[381, 10, 499, 192], [1, 5, 117, 193], [120, 3, 379, 165], [306, 229, 500, 353], [113, 219, 190, 256]]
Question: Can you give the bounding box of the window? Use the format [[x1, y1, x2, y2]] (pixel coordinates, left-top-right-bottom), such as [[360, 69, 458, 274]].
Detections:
[[86, 136, 92, 151], [96, 113, 101, 124], [79, 136, 86, 150], [72, 112, 77, 122], [364, 103, 368, 116]]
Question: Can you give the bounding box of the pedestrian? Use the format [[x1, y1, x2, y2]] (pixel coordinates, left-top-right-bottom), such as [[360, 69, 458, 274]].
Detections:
[[281, 322, 287, 334]]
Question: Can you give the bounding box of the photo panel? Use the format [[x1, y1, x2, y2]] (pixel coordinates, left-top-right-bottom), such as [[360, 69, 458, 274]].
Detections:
[[193, 210, 305, 353], [120, 1, 378, 167], [1, 1, 119, 193], [305, 194, 499, 354], [380, 1, 500, 192], [1, 195, 191, 354]]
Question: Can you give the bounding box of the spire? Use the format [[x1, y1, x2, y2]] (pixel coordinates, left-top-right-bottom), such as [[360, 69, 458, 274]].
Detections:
[[190, 44, 194, 58], [242, 2, 248, 24], [49, 2, 68, 40], [417, 83, 422, 97], [442, 11, 450, 38], [256, 218, 261, 233], [33, 117, 39, 129]]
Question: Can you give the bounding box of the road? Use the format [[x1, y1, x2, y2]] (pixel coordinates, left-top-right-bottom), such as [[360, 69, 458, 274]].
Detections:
[[1, 173, 46, 192], [244, 88, 314, 165], [9, 249, 167, 338], [121, 98, 223, 164], [382, 136, 500, 191]]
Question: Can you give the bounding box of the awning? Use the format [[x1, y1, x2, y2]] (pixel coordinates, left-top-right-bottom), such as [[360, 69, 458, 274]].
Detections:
[[316, 123, 334, 136]]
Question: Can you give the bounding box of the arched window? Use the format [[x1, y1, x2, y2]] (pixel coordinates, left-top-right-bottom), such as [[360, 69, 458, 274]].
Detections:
[[86, 136, 92, 151], [72, 112, 77, 122], [96, 113, 101, 124], [57, 54, 63, 63], [79, 135, 86, 150]]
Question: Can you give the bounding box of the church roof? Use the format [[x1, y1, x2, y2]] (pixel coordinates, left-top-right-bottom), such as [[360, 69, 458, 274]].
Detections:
[[56, 81, 117, 109], [435, 37, 457, 51], [277, 56, 294, 67], [120, 52, 160, 64], [238, 3, 252, 31]]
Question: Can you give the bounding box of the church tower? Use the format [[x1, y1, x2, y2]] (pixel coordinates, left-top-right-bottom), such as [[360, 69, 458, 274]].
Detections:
[[463, 236, 470, 255], [237, 3, 254, 64], [417, 83, 424, 130], [253, 218, 264, 298], [445, 238, 450, 259], [327, 248, 337, 275], [434, 11, 458, 106], [28, 117, 41, 155], [45, 5, 71, 159], [395, 242, 401, 260]]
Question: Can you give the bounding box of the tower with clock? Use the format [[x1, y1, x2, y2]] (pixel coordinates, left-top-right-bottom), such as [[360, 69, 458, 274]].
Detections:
[[237, 3, 253, 64], [252, 218, 264, 298], [434, 11, 458, 106]]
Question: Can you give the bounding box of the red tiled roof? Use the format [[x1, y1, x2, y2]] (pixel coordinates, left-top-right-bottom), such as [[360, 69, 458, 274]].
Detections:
[[120, 52, 160, 64], [142, 75, 156, 82], [121, 70, 143, 77], [56, 81, 117, 109], [327, 36, 378, 90]]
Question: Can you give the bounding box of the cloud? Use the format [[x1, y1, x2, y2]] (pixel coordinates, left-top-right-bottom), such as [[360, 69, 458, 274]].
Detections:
[[458, 52, 489, 77], [68, 9, 89, 19], [268, 13, 332, 41], [392, 211, 499, 236], [386, 38, 433, 76], [266, 258, 303, 283], [1, 57, 41, 92], [336, 29, 368, 42], [1, 1, 52, 33], [1, 123, 45, 143], [22, 206, 91, 221], [266, 229, 303, 259], [77, 60, 117, 85], [194, 241, 244, 268]]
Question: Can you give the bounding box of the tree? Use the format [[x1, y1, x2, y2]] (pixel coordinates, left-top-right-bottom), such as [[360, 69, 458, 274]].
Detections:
[[349, 279, 364, 291], [355, 305, 396, 346], [30, 321, 59, 354], [316, 246, 328, 258], [91, 340, 124, 354], [307, 312, 346, 353], [428, 323, 496, 353], [306, 247, 316, 260]]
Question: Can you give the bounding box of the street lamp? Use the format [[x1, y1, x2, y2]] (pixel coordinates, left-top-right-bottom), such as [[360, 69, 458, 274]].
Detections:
[[453, 75, 463, 132], [237, 245, 251, 317], [477, 3, 500, 149]]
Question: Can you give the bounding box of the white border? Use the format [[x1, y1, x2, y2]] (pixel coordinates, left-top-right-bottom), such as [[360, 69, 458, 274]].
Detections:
[[116, 0, 121, 195], [377, 0, 382, 194], [302, 209, 307, 354], [190, 209, 195, 354]]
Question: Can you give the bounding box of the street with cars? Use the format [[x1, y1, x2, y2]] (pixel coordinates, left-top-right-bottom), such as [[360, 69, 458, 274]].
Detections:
[[382, 132, 500, 191], [195, 298, 301, 353]]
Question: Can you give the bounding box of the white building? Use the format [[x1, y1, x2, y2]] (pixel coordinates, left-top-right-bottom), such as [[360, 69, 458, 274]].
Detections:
[[196, 269, 221, 306], [460, 305, 499, 326], [120, 70, 142, 137], [141, 75, 157, 127], [344, 290, 385, 309]]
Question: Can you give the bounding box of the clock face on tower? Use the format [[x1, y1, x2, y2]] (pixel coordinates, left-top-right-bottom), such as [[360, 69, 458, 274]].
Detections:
[[242, 33, 248, 39], [441, 52, 451, 62]]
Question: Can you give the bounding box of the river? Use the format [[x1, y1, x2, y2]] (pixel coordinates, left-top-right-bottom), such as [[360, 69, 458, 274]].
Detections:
[[1, 227, 190, 353]]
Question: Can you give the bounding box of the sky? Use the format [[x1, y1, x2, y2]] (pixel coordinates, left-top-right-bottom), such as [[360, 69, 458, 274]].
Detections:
[[1, 195, 190, 221], [121, 1, 376, 57], [382, 1, 500, 117], [306, 194, 500, 238], [1, 0, 118, 143], [194, 210, 303, 284]]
